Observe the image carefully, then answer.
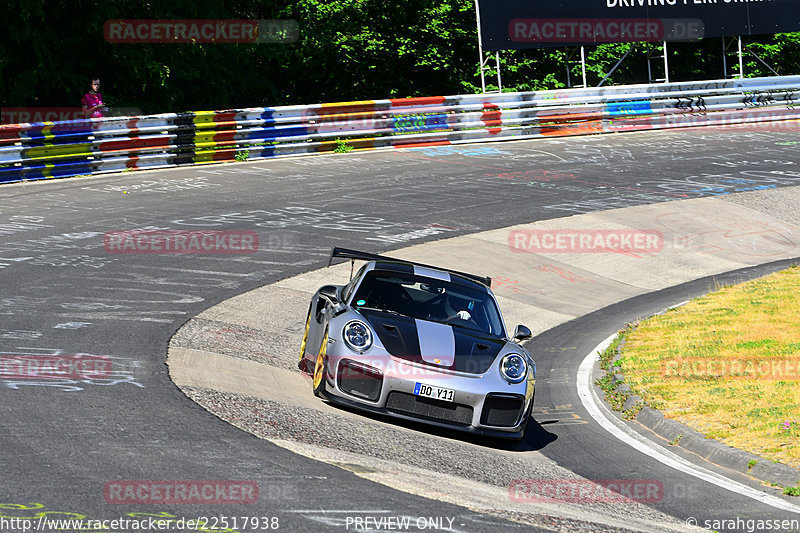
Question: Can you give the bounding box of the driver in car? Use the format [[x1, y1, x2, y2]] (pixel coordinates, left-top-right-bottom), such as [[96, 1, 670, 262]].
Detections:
[[447, 293, 474, 322]]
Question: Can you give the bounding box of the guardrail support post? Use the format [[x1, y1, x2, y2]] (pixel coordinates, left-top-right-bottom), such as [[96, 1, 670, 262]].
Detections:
[[647, 42, 668, 83], [723, 36, 745, 79], [565, 47, 572, 88], [565, 46, 589, 88], [475, 0, 502, 93], [495, 51, 502, 92], [581, 45, 588, 88]]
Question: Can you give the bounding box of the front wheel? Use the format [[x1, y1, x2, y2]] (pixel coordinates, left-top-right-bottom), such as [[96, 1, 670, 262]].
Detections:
[[312, 329, 329, 397]]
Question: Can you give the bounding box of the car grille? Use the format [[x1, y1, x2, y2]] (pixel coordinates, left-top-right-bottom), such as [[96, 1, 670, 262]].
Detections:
[[480, 394, 525, 427], [385, 391, 473, 426], [337, 360, 382, 402]]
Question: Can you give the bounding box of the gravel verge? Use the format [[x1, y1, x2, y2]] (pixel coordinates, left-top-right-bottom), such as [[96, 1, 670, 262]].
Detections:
[[181, 385, 693, 532]]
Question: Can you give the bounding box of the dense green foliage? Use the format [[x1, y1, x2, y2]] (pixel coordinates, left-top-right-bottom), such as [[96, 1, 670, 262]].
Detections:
[[1, 0, 799, 115]]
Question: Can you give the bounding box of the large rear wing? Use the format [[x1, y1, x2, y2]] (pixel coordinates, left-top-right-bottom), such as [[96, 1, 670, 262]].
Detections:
[[328, 247, 492, 288]]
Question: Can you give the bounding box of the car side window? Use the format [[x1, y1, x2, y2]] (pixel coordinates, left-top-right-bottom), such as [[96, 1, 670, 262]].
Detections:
[[343, 264, 367, 303]]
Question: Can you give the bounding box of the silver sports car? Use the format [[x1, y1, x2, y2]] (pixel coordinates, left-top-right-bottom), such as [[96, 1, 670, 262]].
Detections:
[[298, 247, 536, 440]]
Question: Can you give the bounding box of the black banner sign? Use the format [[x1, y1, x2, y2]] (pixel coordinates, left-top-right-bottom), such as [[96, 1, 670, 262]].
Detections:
[[478, 0, 800, 50]]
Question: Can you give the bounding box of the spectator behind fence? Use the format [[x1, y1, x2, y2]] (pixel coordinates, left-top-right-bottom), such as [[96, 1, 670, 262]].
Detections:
[[82, 77, 106, 118]]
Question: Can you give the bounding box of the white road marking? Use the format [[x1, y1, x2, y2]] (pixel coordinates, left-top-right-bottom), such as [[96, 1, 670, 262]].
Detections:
[[578, 333, 800, 514]]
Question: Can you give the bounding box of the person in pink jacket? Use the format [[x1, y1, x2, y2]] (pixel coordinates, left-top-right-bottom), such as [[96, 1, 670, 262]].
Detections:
[[81, 77, 106, 118]]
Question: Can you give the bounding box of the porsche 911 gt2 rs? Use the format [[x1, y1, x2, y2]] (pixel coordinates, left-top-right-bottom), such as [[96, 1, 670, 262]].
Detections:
[[298, 247, 536, 440]]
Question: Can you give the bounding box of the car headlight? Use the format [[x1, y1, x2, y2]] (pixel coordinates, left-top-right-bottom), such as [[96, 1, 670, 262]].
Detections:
[[343, 320, 373, 353], [500, 353, 527, 384]]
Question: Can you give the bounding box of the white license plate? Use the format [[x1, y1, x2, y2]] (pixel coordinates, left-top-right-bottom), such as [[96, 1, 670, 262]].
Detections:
[[414, 382, 455, 402]]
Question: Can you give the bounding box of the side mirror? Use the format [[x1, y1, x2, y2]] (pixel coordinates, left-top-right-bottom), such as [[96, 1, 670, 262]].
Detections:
[[318, 285, 339, 303], [513, 325, 532, 342]]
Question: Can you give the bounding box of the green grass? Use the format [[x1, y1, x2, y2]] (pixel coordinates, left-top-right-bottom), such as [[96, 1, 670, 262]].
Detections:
[[616, 266, 800, 469], [784, 486, 800, 497]]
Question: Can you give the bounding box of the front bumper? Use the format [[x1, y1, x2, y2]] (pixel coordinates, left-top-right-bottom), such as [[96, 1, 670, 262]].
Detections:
[[318, 354, 534, 439]]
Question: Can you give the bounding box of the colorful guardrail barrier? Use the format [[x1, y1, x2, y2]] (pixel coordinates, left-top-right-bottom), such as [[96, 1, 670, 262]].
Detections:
[[2, 75, 800, 183]]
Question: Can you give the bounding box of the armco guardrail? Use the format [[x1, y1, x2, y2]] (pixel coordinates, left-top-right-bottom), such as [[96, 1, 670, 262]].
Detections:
[[2, 75, 800, 184]]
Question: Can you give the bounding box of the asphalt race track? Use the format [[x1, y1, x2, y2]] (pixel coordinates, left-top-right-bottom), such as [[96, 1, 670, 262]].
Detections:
[[1, 126, 800, 532]]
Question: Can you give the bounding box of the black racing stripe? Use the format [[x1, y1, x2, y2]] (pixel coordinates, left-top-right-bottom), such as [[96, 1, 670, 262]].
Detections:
[[373, 261, 414, 275], [362, 308, 504, 375], [451, 330, 504, 374], [361, 309, 421, 359]]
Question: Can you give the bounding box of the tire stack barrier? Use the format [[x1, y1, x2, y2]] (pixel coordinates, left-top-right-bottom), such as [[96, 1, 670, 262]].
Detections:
[[2, 75, 799, 184]]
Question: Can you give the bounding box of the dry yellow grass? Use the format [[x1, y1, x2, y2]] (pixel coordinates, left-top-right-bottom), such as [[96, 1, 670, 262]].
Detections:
[[620, 266, 800, 468]]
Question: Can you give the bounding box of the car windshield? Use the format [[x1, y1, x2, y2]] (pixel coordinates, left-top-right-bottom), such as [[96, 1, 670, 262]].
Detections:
[[350, 270, 505, 337]]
